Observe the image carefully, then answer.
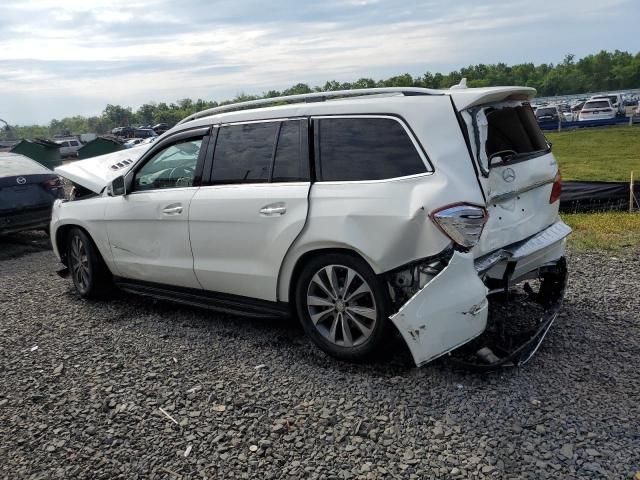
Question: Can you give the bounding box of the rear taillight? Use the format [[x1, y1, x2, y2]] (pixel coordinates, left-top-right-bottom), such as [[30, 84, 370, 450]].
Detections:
[[549, 171, 562, 204], [431, 203, 488, 250], [43, 177, 62, 189]]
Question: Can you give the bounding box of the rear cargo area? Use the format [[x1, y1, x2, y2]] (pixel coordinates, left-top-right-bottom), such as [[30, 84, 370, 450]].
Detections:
[[461, 101, 561, 256]]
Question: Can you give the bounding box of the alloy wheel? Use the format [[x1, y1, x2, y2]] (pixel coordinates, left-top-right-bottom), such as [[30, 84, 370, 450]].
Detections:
[[306, 264, 378, 348], [70, 235, 90, 292]]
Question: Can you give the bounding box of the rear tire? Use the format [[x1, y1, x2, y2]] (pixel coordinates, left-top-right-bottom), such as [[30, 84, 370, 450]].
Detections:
[[66, 227, 112, 299], [295, 253, 391, 362]]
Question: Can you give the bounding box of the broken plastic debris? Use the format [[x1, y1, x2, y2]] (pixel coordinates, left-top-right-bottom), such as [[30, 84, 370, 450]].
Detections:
[[184, 445, 192, 457], [186, 385, 202, 394], [249, 445, 258, 452], [531, 399, 541, 407], [254, 364, 267, 371], [211, 405, 226, 412], [30, 345, 38, 352], [172, 357, 178, 363], [53, 364, 64, 376]]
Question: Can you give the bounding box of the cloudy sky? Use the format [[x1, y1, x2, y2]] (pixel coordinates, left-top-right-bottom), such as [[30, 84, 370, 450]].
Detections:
[[1, 0, 637, 124]]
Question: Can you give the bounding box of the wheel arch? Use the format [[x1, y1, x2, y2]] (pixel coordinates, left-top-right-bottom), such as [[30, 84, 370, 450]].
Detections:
[[55, 223, 109, 271], [279, 244, 381, 304]]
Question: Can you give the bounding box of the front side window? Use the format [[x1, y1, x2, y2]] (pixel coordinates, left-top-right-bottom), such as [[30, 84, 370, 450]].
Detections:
[[134, 138, 202, 191], [212, 122, 277, 183], [315, 117, 427, 182]]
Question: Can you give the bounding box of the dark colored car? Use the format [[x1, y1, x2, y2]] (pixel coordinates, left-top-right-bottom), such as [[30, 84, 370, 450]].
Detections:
[[111, 126, 135, 138], [535, 106, 560, 123], [0, 152, 65, 235], [152, 123, 169, 135]]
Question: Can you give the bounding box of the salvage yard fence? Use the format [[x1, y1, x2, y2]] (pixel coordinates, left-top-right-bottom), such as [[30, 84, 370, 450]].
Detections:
[[560, 175, 639, 213]]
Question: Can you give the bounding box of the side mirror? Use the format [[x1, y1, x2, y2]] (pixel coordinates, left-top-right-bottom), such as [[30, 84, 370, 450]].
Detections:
[[110, 175, 126, 196]]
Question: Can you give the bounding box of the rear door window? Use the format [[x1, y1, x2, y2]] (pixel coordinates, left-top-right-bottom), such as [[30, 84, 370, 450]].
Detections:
[[212, 122, 278, 183], [315, 117, 427, 182], [272, 120, 309, 182]]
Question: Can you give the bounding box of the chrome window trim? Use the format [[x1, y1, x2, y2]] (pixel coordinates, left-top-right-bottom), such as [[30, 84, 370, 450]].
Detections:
[[311, 114, 434, 181], [197, 181, 311, 191]]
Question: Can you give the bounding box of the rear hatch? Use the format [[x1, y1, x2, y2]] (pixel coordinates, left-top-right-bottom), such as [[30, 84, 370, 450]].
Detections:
[[458, 98, 560, 256]]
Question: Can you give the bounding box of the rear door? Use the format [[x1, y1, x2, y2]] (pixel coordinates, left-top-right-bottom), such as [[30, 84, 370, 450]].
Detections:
[[104, 128, 210, 288], [189, 118, 311, 301], [461, 101, 560, 255]]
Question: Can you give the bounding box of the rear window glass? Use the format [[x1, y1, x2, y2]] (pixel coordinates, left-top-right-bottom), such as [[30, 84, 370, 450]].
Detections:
[[0, 154, 51, 176], [316, 117, 426, 181], [212, 122, 278, 183], [485, 105, 548, 159], [535, 108, 556, 116], [584, 101, 610, 109]]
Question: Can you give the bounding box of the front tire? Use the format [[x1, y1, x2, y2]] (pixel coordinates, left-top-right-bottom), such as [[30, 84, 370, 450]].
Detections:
[[295, 253, 391, 362], [66, 228, 112, 299]]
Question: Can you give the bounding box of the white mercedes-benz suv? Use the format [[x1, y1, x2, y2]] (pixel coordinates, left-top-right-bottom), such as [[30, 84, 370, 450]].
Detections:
[[52, 86, 570, 368]]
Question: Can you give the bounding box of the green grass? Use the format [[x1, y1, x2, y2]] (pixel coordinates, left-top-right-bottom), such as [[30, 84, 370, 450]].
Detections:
[[562, 212, 640, 252], [547, 126, 640, 181]]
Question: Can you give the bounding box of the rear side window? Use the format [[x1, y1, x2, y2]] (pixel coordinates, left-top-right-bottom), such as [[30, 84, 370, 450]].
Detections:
[[212, 122, 277, 183], [315, 117, 426, 182], [272, 120, 309, 182]]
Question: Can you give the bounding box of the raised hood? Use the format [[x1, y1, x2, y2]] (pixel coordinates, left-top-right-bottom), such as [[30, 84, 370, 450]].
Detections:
[[448, 86, 536, 111], [55, 146, 150, 194]]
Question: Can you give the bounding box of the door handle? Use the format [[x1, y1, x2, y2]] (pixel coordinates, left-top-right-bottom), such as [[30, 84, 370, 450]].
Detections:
[[162, 204, 183, 215], [260, 202, 287, 216]]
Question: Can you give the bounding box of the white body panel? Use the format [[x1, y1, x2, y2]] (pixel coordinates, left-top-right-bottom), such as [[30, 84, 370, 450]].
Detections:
[[189, 183, 310, 301], [390, 251, 489, 366], [104, 188, 201, 288], [55, 147, 148, 194]]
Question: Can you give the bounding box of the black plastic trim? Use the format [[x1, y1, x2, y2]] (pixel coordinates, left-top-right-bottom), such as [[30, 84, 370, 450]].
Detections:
[[113, 277, 291, 319]]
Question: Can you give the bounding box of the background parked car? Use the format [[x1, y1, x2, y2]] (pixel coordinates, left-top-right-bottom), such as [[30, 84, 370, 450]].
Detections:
[[579, 99, 617, 121], [0, 152, 64, 235], [152, 123, 169, 135], [535, 106, 561, 123], [134, 128, 157, 139], [55, 137, 82, 157], [589, 94, 625, 116]]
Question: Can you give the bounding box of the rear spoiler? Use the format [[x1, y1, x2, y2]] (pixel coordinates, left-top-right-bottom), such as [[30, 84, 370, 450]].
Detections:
[[449, 86, 537, 111]]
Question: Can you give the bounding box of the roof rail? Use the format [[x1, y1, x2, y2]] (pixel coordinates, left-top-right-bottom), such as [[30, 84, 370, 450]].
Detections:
[[177, 87, 443, 125]]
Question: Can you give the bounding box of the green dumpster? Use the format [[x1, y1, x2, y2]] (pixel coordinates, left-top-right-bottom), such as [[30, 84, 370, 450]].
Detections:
[[10, 139, 61, 170], [78, 136, 123, 159]]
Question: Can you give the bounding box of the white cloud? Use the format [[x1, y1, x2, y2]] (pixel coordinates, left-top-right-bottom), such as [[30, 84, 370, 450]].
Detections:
[[0, 0, 637, 123]]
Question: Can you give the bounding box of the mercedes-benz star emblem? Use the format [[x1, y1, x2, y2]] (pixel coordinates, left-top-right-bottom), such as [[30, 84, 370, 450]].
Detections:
[[16, 176, 26, 185], [502, 168, 516, 183]]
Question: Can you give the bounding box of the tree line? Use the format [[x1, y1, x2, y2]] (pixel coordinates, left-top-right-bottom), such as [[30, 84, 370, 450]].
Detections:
[[5, 49, 639, 140]]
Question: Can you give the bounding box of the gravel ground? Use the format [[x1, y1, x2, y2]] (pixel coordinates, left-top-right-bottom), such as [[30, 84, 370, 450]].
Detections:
[[0, 231, 638, 479]]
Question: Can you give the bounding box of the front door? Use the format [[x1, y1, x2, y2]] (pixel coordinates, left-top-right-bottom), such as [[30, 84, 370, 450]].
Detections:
[[105, 133, 208, 288], [189, 119, 311, 301]]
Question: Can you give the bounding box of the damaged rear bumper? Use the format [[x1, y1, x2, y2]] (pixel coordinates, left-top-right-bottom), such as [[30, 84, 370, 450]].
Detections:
[[390, 220, 571, 368]]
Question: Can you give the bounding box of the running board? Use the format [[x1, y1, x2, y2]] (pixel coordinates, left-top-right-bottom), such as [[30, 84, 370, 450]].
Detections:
[[114, 278, 291, 320]]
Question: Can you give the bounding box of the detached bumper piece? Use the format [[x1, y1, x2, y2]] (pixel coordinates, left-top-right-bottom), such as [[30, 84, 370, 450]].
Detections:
[[449, 256, 568, 371], [390, 220, 570, 370]]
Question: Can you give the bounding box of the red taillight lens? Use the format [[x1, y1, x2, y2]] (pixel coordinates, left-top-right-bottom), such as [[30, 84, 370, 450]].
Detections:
[[549, 171, 562, 204], [431, 203, 488, 250], [43, 177, 62, 189]]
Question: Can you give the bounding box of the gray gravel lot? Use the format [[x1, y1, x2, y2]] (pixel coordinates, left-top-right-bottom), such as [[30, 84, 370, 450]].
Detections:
[[1, 231, 638, 479]]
